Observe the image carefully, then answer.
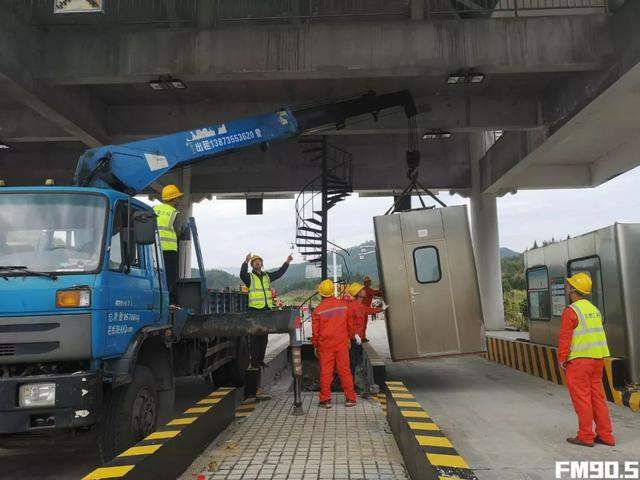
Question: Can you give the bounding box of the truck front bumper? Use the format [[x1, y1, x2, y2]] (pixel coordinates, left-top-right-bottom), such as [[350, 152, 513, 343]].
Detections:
[[0, 371, 102, 434]]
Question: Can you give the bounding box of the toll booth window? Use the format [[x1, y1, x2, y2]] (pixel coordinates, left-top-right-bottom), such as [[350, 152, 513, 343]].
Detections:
[[413, 246, 441, 284], [568, 256, 605, 316], [527, 267, 550, 321]]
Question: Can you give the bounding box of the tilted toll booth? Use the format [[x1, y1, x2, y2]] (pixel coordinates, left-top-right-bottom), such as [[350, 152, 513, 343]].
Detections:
[[373, 205, 485, 361], [524, 223, 640, 384]]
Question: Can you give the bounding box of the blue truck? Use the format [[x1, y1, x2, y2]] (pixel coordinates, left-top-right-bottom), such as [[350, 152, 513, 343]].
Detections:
[[0, 91, 416, 460]]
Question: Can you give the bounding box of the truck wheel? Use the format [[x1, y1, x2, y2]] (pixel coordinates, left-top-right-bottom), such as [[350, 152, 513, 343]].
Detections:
[[226, 336, 250, 386], [99, 366, 158, 462]]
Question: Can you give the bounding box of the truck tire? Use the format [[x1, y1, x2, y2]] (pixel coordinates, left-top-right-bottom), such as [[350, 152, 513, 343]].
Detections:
[[98, 366, 158, 462], [226, 336, 250, 386]]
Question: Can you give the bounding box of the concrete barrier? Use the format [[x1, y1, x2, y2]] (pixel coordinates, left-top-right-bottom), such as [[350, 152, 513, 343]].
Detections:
[[81, 387, 239, 480], [485, 335, 640, 413], [385, 381, 478, 480]]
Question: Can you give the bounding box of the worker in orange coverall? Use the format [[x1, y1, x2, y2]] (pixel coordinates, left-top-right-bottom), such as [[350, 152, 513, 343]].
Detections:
[[558, 272, 615, 447], [312, 279, 357, 409], [346, 282, 388, 377], [362, 275, 382, 308]]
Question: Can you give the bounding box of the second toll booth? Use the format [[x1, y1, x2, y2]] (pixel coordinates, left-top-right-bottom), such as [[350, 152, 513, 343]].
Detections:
[[373, 205, 484, 361]]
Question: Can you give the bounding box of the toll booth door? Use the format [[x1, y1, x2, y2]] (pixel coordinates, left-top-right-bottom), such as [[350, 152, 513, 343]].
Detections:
[[404, 240, 459, 356]]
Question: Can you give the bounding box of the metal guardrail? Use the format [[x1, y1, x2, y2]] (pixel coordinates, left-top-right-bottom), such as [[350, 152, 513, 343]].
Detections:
[[24, 0, 609, 26]]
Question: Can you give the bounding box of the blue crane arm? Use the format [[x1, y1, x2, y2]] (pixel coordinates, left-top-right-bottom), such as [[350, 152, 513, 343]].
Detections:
[[74, 90, 416, 194]]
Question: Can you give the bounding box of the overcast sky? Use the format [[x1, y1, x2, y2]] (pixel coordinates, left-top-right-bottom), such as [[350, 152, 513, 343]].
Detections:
[[185, 165, 640, 270]]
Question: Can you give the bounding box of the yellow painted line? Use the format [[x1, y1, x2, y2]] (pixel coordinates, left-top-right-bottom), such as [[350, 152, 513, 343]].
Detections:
[[537, 346, 549, 381], [209, 391, 229, 397], [390, 392, 414, 399], [408, 421, 440, 431], [387, 385, 409, 392], [197, 398, 221, 405], [546, 348, 558, 384], [118, 444, 162, 457], [426, 453, 470, 469], [416, 435, 453, 448], [235, 412, 251, 417], [167, 417, 197, 426], [82, 465, 135, 480], [145, 430, 180, 440], [521, 342, 532, 375], [629, 392, 640, 412], [396, 401, 421, 408], [236, 404, 256, 410], [508, 341, 516, 369], [529, 344, 540, 377], [603, 359, 623, 406], [185, 406, 211, 414], [401, 410, 429, 419], [386, 381, 405, 386]]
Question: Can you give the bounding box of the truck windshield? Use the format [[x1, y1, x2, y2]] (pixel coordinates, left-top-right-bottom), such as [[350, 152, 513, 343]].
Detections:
[[0, 193, 107, 273]]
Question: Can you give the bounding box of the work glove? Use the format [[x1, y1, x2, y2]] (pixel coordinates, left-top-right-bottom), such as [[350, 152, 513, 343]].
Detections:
[[382, 304, 390, 311], [354, 334, 362, 345]]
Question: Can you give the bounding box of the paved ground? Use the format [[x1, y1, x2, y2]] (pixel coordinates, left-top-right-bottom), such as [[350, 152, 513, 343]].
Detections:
[[368, 321, 640, 480], [182, 389, 408, 480]]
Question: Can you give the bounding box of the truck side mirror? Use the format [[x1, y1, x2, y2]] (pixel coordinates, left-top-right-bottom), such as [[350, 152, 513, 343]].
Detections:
[[132, 211, 156, 245]]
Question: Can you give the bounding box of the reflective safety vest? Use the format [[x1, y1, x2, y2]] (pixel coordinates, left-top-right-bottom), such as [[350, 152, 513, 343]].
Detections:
[[568, 299, 610, 361], [249, 272, 273, 309], [153, 203, 179, 252]]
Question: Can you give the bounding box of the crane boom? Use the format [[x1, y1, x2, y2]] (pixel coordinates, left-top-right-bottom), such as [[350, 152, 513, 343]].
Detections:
[[74, 90, 416, 195]]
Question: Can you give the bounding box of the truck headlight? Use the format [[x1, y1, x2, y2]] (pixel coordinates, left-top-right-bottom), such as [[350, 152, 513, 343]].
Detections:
[[56, 287, 91, 308], [19, 383, 56, 407]]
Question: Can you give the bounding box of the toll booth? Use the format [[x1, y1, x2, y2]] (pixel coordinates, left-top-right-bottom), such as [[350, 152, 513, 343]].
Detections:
[[373, 205, 484, 361], [524, 223, 640, 384]]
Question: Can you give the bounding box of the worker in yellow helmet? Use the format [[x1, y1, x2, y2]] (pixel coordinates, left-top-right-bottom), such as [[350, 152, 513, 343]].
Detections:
[[153, 184, 183, 303], [559, 272, 614, 447], [312, 279, 356, 408], [240, 251, 293, 368]]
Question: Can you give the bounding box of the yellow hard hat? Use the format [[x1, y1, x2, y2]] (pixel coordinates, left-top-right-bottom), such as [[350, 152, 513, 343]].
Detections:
[[567, 272, 592, 295], [250, 255, 263, 266], [348, 282, 364, 298], [162, 184, 183, 202], [318, 279, 335, 297]]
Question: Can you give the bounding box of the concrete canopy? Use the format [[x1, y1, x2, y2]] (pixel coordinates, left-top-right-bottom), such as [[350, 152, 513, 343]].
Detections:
[[0, 1, 632, 196], [481, 0, 640, 194]]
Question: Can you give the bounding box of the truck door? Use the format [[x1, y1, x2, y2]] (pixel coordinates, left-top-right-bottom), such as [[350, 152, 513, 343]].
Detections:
[[404, 241, 459, 356], [103, 201, 156, 356]]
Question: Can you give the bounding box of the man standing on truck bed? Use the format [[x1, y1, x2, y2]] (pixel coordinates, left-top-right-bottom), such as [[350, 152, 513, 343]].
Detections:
[[559, 272, 615, 448], [154, 184, 183, 304], [241, 252, 293, 368]]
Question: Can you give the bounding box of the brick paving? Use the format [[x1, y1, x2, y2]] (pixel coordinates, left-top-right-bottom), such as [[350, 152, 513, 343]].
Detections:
[[181, 392, 408, 480]]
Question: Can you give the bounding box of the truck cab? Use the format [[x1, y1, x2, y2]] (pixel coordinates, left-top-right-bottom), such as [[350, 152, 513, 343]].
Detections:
[[0, 186, 177, 458]]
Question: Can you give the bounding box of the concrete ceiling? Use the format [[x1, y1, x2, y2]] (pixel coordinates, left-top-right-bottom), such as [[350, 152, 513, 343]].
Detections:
[[0, 0, 637, 196]]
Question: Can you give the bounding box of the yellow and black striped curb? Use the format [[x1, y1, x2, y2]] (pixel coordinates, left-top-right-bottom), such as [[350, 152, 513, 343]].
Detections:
[[485, 336, 640, 413], [235, 397, 258, 418], [385, 381, 477, 480], [81, 387, 238, 480]]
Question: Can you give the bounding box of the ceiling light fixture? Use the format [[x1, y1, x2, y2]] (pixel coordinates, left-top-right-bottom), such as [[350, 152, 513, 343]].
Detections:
[[148, 75, 187, 91], [422, 129, 452, 140], [0, 142, 10, 150], [446, 69, 486, 85]]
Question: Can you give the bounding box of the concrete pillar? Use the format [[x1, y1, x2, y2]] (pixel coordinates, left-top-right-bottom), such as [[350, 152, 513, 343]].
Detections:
[[469, 133, 505, 331], [410, 0, 424, 19], [176, 168, 193, 279]]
